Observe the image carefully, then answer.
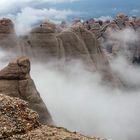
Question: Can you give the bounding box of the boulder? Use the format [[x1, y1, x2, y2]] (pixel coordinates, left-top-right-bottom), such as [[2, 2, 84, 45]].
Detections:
[[0, 56, 53, 124]]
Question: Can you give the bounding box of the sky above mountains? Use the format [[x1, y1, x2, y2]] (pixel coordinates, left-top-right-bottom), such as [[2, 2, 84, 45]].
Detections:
[[0, 0, 139, 18], [0, 0, 139, 34]]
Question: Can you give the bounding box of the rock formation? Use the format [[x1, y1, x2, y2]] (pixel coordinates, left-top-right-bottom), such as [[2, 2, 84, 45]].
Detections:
[[82, 13, 140, 64], [20, 21, 107, 68], [0, 56, 53, 124], [0, 18, 122, 86], [0, 18, 17, 48], [19, 21, 122, 86], [21, 20, 107, 67], [0, 94, 107, 140]]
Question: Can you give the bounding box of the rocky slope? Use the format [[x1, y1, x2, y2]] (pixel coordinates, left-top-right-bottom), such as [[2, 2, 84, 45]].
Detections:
[[0, 56, 52, 124], [0, 94, 107, 140]]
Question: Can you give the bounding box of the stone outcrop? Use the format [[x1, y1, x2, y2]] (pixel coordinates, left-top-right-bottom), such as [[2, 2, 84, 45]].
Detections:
[[19, 21, 122, 86], [0, 18, 17, 48], [21, 20, 105, 65], [0, 18, 123, 86], [0, 56, 53, 124], [27, 25, 60, 61], [0, 94, 107, 140], [0, 18, 14, 34], [22, 21, 109, 67], [82, 13, 140, 64]]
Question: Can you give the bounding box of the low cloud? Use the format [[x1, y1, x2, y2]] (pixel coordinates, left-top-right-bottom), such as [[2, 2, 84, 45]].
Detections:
[[94, 16, 113, 22], [0, 0, 80, 35], [15, 7, 76, 35], [31, 58, 140, 140], [109, 28, 139, 44], [131, 9, 139, 14], [0, 0, 79, 15]]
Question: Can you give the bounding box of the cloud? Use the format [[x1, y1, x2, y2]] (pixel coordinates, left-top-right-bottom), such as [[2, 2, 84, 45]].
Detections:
[[0, 0, 79, 15], [108, 28, 139, 46], [12, 7, 76, 35], [0, 0, 80, 35], [131, 9, 139, 14], [94, 16, 113, 21], [111, 56, 140, 87], [30, 58, 140, 140], [130, 9, 140, 16]]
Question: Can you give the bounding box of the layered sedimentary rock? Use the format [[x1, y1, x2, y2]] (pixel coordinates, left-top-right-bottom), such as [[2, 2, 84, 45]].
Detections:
[[18, 20, 121, 86], [82, 13, 140, 64], [28, 26, 60, 60], [0, 56, 52, 124], [0, 94, 107, 140], [21, 21, 109, 67], [0, 18, 17, 48], [0, 18, 123, 86], [71, 26, 108, 67], [21, 21, 106, 65]]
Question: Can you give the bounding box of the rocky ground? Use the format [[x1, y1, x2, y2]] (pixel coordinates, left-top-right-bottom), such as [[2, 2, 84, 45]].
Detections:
[[0, 94, 107, 140]]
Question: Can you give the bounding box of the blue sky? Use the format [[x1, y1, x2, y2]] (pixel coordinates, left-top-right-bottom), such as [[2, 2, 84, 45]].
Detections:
[[0, 0, 140, 18], [0, 0, 139, 34], [50, 0, 140, 18]]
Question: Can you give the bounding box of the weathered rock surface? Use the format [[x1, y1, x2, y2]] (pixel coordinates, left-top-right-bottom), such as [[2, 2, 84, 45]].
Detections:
[[82, 13, 140, 64], [22, 20, 107, 67], [11, 125, 107, 140], [0, 18, 17, 48], [0, 94, 39, 139], [0, 18, 123, 86], [0, 94, 107, 140], [0, 56, 53, 124], [21, 21, 110, 70], [0, 18, 14, 33], [21, 22, 121, 86]]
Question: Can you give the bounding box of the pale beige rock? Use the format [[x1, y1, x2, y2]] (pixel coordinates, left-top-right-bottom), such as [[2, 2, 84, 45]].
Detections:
[[0, 56, 53, 125], [0, 18, 17, 48]]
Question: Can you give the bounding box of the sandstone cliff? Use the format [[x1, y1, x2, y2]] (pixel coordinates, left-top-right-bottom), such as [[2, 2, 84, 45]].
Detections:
[[0, 18, 17, 48], [0, 18, 122, 86], [0, 56, 53, 124], [83, 13, 140, 64]]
